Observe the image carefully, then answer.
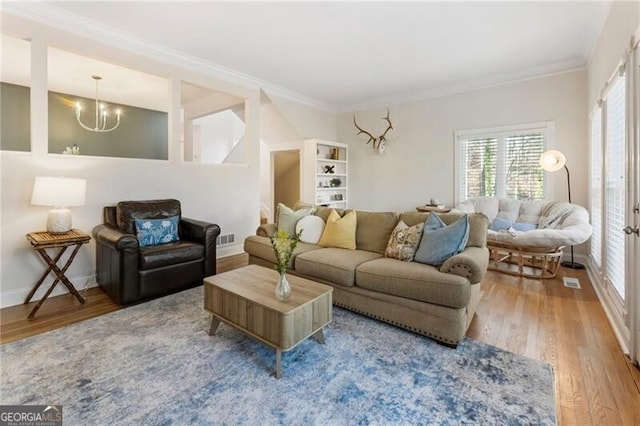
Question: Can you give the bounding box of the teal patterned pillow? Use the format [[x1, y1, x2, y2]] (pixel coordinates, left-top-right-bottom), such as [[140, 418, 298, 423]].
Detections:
[[135, 216, 180, 247]]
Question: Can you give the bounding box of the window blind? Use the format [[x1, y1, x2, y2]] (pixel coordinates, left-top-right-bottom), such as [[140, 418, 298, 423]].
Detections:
[[504, 134, 544, 201], [457, 126, 546, 202], [604, 76, 626, 300], [590, 106, 603, 269], [460, 138, 497, 199]]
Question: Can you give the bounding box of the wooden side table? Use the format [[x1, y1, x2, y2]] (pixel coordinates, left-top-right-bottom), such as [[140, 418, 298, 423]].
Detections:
[[416, 205, 452, 213], [25, 229, 91, 319]]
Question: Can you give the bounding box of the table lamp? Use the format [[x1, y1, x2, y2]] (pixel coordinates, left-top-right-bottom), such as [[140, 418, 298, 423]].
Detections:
[[539, 150, 585, 269], [31, 176, 86, 234]]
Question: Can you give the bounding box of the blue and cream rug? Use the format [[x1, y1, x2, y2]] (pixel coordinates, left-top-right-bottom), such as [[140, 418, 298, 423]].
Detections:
[[1, 287, 555, 425]]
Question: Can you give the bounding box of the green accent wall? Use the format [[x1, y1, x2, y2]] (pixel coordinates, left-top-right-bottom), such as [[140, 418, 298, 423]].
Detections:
[[1, 82, 31, 152], [48, 91, 168, 160]]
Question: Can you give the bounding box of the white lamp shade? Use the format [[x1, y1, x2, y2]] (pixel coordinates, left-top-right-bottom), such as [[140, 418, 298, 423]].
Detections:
[[31, 177, 86, 207], [539, 150, 566, 172]]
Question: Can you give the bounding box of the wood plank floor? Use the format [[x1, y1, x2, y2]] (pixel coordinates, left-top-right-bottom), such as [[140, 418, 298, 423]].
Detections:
[[467, 268, 640, 425], [2, 252, 639, 424]]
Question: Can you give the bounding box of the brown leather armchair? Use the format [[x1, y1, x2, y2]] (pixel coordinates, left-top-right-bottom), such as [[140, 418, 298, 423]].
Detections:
[[92, 199, 221, 305]]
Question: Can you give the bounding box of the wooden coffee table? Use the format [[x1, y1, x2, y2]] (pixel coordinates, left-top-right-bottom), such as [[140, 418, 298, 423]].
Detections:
[[203, 264, 333, 378]]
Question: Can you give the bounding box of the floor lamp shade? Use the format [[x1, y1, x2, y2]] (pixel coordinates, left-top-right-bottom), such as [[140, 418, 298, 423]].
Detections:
[[31, 177, 86, 234], [539, 150, 585, 269], [539, 150, 566, 173]]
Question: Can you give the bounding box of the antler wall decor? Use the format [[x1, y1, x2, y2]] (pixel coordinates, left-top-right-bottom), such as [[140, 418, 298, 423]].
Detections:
[[353, 109, 393, 154]]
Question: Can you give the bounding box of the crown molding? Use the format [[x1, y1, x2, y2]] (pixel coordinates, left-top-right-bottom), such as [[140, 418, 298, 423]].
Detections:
[[1, 2, 337, 113], [338, 60, 587, 113]]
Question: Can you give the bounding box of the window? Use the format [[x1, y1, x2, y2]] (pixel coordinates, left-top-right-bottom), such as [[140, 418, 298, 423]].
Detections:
[[590, 105, 603, 269], [455, 122, 552, 203], [603, 75, 626, 300]]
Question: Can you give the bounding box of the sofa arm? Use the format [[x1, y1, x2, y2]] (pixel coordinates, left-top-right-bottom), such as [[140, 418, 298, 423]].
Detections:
[[181, 218, 221, 243], [440, 246, 489, 284], [92, 224, 141, 305], [92, 224, 139, 253], [181, 218, 221, 276], [257, 223, 277, 237]]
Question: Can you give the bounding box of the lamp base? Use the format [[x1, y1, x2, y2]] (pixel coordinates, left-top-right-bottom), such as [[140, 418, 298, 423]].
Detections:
[[561, 260, 586, 270], [47, 208, 72, 234]]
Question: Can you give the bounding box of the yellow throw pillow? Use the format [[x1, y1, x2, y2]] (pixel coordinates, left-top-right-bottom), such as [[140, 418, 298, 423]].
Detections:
[[317, 210, 357, 250]]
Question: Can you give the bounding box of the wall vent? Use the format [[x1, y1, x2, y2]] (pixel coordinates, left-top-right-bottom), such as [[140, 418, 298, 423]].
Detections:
[[562, 277, 581, 289], [216, 233, 236, 246]]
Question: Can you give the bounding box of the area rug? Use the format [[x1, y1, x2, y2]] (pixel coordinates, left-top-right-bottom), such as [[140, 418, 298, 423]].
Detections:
[[0, 287, 555, 425]]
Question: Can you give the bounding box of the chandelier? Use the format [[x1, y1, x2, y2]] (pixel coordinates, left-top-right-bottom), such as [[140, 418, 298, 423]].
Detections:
[[75, 75, 121, 133]]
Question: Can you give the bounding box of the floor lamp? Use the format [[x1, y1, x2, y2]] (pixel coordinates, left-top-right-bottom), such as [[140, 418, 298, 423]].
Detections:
[[539, 150, 585, 269]]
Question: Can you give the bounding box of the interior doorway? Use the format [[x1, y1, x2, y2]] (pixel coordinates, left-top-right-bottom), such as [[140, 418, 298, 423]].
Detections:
[[272, 150, 301, 215]]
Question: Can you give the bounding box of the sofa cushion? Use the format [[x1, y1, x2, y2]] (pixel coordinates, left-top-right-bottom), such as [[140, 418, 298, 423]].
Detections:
[[295, 215, 325, 244], [318, 210, 357, 250], [399, 212, 487, 249], [398, 212, 428, 227], [295, 248, 382, 287], [117, 199, 181, 235], [139, 241, 203, 271], [414, 214, 469, 266], [314, 206, 345, 222], [385, 220, 424, 261], [356, 211, 399, 254], [276, 203, 315, 237], [355, 258, 471, 309], [244, 235, 320, 268]]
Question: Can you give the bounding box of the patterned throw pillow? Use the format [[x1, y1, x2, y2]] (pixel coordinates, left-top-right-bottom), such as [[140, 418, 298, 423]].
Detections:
[[384, 220, 424, 261], [414, 214, 469, 266], [538, 202, 575, 229], [135, 216, 180, 247]]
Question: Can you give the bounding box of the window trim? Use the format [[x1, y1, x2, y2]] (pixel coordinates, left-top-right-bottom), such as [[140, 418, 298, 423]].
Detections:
[[454, 121, 555, 205]]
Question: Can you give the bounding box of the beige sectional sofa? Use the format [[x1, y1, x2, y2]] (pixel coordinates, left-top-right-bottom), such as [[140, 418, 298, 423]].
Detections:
[[244, 207, 490, 346]]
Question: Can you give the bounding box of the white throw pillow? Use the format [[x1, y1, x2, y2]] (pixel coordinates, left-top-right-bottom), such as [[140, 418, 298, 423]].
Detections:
[[295, 215, 325, 244]]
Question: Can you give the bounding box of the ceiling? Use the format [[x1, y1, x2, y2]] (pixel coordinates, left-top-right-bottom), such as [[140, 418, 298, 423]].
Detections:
[[15, 1, 612, 110]]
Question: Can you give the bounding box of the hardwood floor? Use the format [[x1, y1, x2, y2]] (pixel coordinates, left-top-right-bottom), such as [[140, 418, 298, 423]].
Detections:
[[2, 252, 639, 424], [0, 253, 248, 344], [468, 268, 640, 425]]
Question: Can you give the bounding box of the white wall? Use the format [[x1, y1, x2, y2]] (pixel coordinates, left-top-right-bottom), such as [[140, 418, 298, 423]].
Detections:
[[0, 152, 258, 307], [587, 1, 639, 108], [0, 12, 338, 308], [263, 90, 337, 141], [338, 70, 588, 250], [0, 13, 264, 307]]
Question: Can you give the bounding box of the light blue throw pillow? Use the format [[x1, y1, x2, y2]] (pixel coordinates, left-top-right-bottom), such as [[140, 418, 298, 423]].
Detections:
[[135, 215, 180, 247], [490, 217, 512, 231], [414, 214, 470, 266], [511, 222, 537, 232]]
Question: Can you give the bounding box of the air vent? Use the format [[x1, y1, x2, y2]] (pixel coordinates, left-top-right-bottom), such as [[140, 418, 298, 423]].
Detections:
[[562, 277, 581, 289], [216, 233, 236, 246]]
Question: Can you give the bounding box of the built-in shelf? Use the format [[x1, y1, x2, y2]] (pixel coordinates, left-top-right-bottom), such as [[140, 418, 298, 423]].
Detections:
[[302, 139, 348, 208]]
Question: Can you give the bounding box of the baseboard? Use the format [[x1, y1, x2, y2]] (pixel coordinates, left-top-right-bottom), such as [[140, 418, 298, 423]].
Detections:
[[560, 252, 589, 267], [0, 273, 97, 309], [585, 260, 630, 355], [216, 243, 244, 258]]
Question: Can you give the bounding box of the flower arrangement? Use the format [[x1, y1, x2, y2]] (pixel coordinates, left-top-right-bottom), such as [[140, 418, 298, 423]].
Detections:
[[269, 229, 301, 275]]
